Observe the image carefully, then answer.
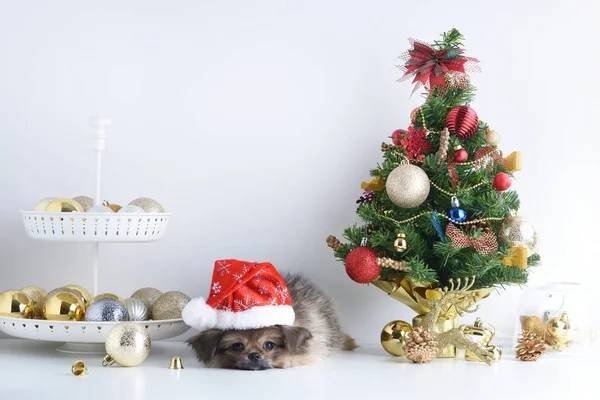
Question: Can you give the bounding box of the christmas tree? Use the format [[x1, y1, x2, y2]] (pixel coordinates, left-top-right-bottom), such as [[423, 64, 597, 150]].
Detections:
[[327, 29, 540, 307]]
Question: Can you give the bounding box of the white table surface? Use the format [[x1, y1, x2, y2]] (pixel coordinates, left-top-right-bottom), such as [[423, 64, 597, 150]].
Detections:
[[0, 338, 596, 400]]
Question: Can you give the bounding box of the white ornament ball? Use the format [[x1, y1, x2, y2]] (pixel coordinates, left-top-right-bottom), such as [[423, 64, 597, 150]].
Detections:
[[486, 130, 501, 146], [498, 216, 538, 256], [87, 205, 114, 213], [118, 205, 146, 214], [385, 164, 431, 208], [125, 298, 149, 321]]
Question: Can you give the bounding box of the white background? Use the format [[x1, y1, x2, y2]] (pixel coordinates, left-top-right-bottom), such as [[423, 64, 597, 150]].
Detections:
[[1, 0, 599, 342]]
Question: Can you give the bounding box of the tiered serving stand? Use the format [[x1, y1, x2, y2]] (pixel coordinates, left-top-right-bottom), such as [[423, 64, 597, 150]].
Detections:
[[0, 118, 188, 353]]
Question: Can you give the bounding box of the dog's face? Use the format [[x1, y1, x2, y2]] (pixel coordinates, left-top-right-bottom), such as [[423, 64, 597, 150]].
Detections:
[[188, 325, 312, 370]]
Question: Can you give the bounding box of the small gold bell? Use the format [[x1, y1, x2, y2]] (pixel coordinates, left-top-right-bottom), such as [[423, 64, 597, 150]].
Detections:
[[168, 356, 184, 370], [72, 360, 88, 376], [393, 233, 408, 253]]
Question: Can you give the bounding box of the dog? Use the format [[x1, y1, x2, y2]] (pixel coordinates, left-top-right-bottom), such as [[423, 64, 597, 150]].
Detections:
[[187, 273, 357, 370]]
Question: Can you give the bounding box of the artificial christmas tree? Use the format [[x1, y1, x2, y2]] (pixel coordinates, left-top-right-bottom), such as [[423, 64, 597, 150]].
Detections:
[[327, 29, 540, 362]]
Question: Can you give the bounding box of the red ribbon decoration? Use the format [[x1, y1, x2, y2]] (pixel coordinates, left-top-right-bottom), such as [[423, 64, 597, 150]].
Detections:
[[398, 39, 479, 92], [445, 222, 498, 256]]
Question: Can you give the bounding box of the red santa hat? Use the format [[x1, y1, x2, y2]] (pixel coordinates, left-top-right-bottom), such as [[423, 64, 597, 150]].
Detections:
[[182, 259, 294, 331]]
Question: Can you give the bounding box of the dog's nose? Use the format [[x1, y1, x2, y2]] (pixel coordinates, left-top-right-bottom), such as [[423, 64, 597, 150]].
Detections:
[[248, 352, 262, 361]]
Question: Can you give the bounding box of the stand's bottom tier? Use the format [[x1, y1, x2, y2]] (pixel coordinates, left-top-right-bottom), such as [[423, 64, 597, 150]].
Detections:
[[0, 316, 189, 345]]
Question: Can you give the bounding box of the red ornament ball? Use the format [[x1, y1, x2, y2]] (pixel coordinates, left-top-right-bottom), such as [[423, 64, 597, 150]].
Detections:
[[446, 106, 479, 139], [344, 246, 381, 284], [410, 107, 420, 125], [493, 172, 512, 191], [453, 148, 468, 163], [390, 129, 407, 146]]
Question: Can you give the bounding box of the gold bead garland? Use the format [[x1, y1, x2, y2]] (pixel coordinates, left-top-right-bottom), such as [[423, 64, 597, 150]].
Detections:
[[429, 180, 489, 197], [378, 210, 504, 226], [376, 257, 410, 271]]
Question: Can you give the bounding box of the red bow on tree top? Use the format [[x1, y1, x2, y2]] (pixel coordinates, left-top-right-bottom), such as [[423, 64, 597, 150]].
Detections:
[[398, 39, 479, 91]]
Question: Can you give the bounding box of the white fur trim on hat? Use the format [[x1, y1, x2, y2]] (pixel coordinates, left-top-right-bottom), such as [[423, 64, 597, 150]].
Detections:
[[182, 297, 217, 331], [182, 299, 295, 331]]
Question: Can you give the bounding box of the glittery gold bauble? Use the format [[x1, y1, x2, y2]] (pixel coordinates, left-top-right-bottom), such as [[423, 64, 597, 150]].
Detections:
[[485, 129, 501, 146], [520, 315, 545, 338], [380, 320, 413, 356], [103, 200, 122, 213], [72, 196, 94, 212], [33, 197, 57, 212], [65, 285, 92, 309], [131, 288, 162, 319], [0, 290, 34, 318], [93, 293, 125, 305], [45, 198, 84, 212], [498, 216, 538, 256], [546, 313, 571, 346], [128, 197, 164, 213], [19, 286, 47, 318], [385, 163, 430, 208], [43, 291, 86, 321], [103, 322, 151, 367], [151, 291, 190, 320]]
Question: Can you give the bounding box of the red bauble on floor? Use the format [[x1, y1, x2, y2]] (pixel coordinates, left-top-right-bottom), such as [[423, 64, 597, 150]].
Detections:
[[446, 106, 479, 139], [493, 172, 512, 191], [344, 246, 381, 283], [390, 129, 407, 146]]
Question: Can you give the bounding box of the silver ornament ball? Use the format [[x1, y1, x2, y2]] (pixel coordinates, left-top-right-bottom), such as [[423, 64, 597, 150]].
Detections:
[[128, 197, 165, 213], [385, 164, 431, 208], [87, 205, 114, 213], [125, 298, 148, 321], [72, 196, 94, 212], [118, 205, 146, 214], [151, 291, 191, 320], [85, 298, 130, 322], [498, 216, 538, 256], [104, 322, 151, 367], [130, 288, 163, 319]]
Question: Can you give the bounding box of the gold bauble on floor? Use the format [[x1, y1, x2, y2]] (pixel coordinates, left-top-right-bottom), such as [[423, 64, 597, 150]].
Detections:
[[103, 322, 151, 367], [380, 320, 413, 356]]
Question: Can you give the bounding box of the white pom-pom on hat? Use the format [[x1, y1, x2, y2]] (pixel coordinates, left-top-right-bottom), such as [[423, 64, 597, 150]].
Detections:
[[182, 297, 217, 331]]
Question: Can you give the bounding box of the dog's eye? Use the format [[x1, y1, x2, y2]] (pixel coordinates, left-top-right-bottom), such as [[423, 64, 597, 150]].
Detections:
[[263, 341, 275, 351], [231, 343, 244, 352]]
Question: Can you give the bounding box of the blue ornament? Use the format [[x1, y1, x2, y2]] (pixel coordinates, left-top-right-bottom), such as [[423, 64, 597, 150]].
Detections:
[[449, 207, 468, 222], [448, 196, 467, 222], [431, 211, 446, 242]]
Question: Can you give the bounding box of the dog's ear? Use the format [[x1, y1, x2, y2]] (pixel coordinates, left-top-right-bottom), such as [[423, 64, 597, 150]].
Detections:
[[187, 329, 224, 363], [278, 325, 312, 354]]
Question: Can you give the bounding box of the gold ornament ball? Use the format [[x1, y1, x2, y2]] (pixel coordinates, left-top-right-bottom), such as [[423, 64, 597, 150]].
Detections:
[[485, 129, 501, 146], [43, 287, 87, 308], [43, 291, 86, 321], [72, 196, 94, 212], [546, 313, 571, 346], [19, 286, 47, 319], [32, 197, 57, 212], [498, 216, 538, 256], [385, 164, 430, 208], [380, 320, 413, 356], [45, 198, 84, 212], [151, 291, 191, 320], [128, 197, 165, 213], [393, 233, 408, 253], [0, 290, 34, 318], [520, 315, 545, 339], [71, 360, 88, 376], [131, 288, 163, 319], [93, 293, 125, 304], [103, 322, 151, 367], [65, 285, 93, 309]]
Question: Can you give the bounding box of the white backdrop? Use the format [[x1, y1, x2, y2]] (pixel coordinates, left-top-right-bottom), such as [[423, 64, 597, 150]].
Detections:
[[1, 0, 599, 342]]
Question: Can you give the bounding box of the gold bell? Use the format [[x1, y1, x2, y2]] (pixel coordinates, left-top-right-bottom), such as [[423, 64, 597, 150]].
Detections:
[[72, 360, 88, 376], [393, 233, 408, 253], [464, 318, 496, 362], [168, 356, 184, 370]]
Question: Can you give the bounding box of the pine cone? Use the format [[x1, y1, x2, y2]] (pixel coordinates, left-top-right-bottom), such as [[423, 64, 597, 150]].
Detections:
[[516, 330, 546, 361], [381, 142, 396, 152], [436, 128, 450, 165], [403, 327, 438, 363], [326, 235, 343, 252], [376, 257, 410, 272]]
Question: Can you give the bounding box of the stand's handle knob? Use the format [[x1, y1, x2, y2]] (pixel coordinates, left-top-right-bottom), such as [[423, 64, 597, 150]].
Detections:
[[90, 117, 111, 151]]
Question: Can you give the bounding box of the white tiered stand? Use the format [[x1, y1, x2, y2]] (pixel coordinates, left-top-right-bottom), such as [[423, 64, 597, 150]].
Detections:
[[0, 118, 188, 354]]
